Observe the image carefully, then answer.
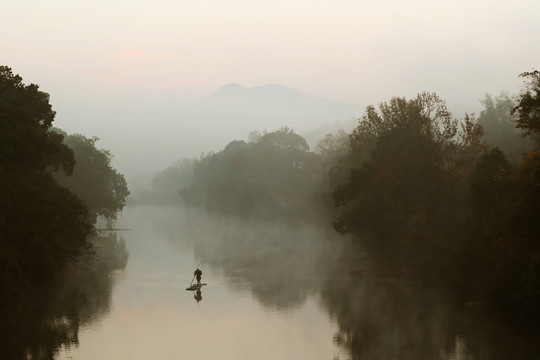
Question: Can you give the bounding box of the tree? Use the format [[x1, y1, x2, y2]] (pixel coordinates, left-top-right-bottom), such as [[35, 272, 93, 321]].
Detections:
[[258, 127, 310, 152], [332, 93, 485, 280], [0, 66, 91, 292], [512, 70, 540, 142], [348, 93, 458, 164], [477, 92, 535, 161], [53, 132, 129, 225], [0, 66, 74, 172], [181, 128, 321, 219], [467, 148, 540, 318], [315, 129, 350, 157]]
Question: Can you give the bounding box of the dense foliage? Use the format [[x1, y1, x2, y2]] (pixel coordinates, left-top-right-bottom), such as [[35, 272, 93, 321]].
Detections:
[[53, 131, 129, 225], [512, 70, 540, 141], [331, 86, 540, 320], [477, 92, 535, 161], [332, 93, 486, 282], [0, 66, 128, 295], [154, 73, 540, 322], [181, 127, 322, 219], [0, 66, 91, 292]]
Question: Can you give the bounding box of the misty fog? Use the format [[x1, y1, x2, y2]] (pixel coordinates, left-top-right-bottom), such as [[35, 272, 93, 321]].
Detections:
[[52, 82, 484, 192], [3, 1, 540, 359], [3, 62, 540, 359]]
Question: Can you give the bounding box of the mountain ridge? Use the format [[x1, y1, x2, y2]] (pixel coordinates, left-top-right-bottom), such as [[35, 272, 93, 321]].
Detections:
[[203, 82, 363, 111]]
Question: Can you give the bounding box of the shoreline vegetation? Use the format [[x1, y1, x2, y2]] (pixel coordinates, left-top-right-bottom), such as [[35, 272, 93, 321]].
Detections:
[[0, 66, 129, 297], [2, 65, 540, 331], [142, 70, 540, 326]]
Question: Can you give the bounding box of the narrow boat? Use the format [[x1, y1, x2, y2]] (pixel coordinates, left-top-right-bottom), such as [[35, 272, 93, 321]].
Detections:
[[186, 283, 207, 291]]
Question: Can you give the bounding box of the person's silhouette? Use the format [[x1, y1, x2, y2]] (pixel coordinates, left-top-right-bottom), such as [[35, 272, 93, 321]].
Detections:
[[194, 268, 202, 285]]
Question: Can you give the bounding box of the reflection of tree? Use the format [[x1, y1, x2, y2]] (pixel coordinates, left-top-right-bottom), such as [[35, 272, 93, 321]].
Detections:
[[0, 233, 128, 360], [151, 206, 540, 359], [151, 207, 345, 311], [321, 272, 540, 360], [192, 217, 341, 311], [322, 279, 456, 360]]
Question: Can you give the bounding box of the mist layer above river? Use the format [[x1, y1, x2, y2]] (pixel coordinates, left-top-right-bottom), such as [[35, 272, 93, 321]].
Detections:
[[145, 206, 540, 360], [4, 206, 540, 360]]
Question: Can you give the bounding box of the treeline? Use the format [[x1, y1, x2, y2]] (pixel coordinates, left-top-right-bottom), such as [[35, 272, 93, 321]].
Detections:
[[181, 128, 324, 219], [149, 70, 540, 321], [0, 66, 129, 295], [332, 84, 540, 319], [337, 79, 539, 321]]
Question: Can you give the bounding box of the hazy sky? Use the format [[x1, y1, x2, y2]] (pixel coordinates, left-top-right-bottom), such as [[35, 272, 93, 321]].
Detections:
[[2, 0, 539, 181]]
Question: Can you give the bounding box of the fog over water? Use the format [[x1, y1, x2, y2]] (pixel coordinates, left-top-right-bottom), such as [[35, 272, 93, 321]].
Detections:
[[2, 1, 540, 359], [59, 206, 347, 360], [3, 206, 539, 359]]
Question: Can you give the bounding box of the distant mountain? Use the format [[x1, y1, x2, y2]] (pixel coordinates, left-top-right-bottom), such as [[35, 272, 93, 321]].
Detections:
[[113, 83, 365, 185], [196, 83, 364, 148], [206, 83, 306, 103], [205, 83, 250, 101]]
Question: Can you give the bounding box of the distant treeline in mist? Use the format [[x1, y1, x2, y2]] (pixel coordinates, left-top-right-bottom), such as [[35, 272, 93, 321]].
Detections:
[[182, 128, 326, 219], [145, 70, 540, 322], [0, 66, 129, 296]]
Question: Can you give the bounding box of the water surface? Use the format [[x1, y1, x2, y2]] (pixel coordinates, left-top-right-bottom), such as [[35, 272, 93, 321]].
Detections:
[[56, 206, 344, 360], [4, 206, 540, 360]]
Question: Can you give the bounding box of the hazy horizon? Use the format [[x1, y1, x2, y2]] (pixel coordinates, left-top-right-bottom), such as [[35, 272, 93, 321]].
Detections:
[[2, 0, 539, 184], [3, 2, 540, 357]]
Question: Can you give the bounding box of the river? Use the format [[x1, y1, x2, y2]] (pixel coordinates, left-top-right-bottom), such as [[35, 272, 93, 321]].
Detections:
[[3, 206, 539, 360]]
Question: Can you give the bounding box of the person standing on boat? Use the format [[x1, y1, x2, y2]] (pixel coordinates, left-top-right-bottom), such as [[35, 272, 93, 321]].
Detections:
[[194, 267, 202, 285]]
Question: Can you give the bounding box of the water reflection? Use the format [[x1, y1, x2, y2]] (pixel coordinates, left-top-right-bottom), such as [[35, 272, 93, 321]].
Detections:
[[151, 207, 345, 311], [13, 206, 535, 359], [151, 207, 540, 360], [321, 276, 540, 360], [0, 233, 128, 360], [193, 288, 203, 304]]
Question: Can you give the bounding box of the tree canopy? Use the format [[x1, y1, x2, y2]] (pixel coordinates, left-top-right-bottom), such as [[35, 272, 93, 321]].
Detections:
[[52, 131, 129, 225], [512, 70, 540, 141], [332, 93, 486, 280], [1, 66, 129, 295], [181, 128, 321, 219], [477, 92, 535, 161], [0, 66, 91, 292]]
